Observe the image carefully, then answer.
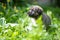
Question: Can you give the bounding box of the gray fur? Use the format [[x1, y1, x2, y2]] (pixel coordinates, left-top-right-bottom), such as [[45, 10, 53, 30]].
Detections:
[[27, 5, 51, 31]]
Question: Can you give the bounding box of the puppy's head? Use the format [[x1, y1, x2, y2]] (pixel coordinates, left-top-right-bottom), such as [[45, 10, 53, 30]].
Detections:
[[27, 5, 43, 19]]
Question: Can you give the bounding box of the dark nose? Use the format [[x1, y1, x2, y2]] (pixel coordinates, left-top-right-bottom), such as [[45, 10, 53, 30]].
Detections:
[[28, 13, 32, 17], [28, 12, 31, 16], [28, 12, 34, 17]]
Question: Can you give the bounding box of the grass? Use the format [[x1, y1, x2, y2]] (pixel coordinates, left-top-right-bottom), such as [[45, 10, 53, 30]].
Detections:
[[0, 4, 60, 40]]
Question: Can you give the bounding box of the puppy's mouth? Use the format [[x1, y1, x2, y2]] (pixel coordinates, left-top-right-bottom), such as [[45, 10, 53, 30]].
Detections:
[[28, 13, 38, 18], [28, 11, 34, 17], [28, 14, 34, 17]]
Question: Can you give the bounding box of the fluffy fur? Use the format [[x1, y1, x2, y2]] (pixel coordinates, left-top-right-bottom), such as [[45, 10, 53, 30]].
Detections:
[[27, 5, 51, 31]]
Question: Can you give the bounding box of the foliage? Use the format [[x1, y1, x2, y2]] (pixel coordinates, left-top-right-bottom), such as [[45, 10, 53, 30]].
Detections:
[[0, 1, 60, 40]]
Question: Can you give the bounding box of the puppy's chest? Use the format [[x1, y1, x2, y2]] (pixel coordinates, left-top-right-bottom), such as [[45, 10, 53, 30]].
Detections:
[[30, 15, 43, 27], [36, 15, 43, 26]]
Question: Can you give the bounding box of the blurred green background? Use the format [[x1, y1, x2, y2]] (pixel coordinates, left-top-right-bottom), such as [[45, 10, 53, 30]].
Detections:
[[0, 0, 60, 40]]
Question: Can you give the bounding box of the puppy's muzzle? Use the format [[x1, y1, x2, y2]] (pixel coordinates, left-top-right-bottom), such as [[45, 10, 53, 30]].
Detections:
[[28, 11, 35, 17]]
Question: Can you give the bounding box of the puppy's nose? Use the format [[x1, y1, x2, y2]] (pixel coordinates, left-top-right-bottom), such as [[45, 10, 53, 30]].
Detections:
[[28, 12, 31, 16], [28, 12, 33, 17]]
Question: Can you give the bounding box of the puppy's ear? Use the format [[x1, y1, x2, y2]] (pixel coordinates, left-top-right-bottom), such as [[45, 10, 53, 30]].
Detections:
[[37, 8, 43, 16]]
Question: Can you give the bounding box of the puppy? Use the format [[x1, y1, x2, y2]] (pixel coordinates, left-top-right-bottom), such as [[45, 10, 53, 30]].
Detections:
[[27, 5, 51, 31]]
